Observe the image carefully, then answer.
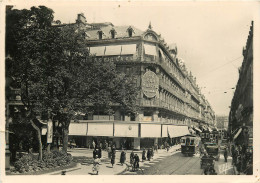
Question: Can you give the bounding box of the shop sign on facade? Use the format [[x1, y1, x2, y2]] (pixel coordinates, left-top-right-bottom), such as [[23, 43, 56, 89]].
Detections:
[[142, 71, 159, 98]]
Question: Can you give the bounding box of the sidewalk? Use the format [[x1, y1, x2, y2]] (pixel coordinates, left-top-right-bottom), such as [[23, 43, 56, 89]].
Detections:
[[46, 144, 181, 175]]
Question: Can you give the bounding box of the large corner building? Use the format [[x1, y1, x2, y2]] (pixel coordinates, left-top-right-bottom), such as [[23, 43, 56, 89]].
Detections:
[[59, 14, 216, 150]]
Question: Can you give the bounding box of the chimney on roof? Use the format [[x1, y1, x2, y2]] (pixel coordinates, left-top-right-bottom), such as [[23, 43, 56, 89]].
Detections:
[[148, 21, 152, 29], [76, 13, 86, 26]]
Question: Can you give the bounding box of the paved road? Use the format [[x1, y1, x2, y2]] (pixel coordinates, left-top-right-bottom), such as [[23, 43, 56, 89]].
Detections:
[[122, 150, 234, 175], [123, 152, 203, 175]]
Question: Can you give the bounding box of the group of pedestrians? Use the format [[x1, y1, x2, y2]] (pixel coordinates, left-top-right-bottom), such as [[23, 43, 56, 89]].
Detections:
[[231, 144, 253, 175], [142, 148, 154, 161]]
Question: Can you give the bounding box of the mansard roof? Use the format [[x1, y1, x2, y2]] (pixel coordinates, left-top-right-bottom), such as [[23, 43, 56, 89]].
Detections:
[[85, 25, 144, 40]]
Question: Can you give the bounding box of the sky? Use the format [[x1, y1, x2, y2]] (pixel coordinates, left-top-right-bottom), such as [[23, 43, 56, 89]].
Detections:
[[12, 1, 258, 116]]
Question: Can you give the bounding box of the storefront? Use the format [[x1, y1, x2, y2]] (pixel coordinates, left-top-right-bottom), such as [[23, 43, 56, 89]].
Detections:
[[68, 121, 191, 150]]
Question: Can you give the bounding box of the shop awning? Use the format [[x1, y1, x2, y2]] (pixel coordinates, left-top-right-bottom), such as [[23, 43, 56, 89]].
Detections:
[[233, 128, 242, 140], [105, 45, 122, 56], [207, 127, 213, 132], [87, 123, 113, 137], [121, 44, 136, 55], [194, 127, 202, 133], [168, 125, 190, 138], [89, 46, 106, 56], [189, 128, 196, 134], [200, 126, 208, 131], [144, 43, 157, 56], [159, 49, 165, 60], [69, 123, 87, 136], [162, 125, 168, 137], [114, 123, 139, 137], [141, 124, 161, 138]]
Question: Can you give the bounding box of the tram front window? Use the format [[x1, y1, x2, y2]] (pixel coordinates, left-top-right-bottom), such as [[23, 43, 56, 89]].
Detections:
[[186, 138, 190, 145], [190, 139, 194, 145]]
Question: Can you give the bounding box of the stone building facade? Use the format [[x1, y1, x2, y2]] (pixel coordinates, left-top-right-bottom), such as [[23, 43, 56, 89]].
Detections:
[[228, 21, 253, 146], [66, 14, 216, 149]]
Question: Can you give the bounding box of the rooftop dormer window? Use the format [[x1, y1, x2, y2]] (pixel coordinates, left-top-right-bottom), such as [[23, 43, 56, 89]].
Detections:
[[97, 30, 103, 39], [110, 28, 116, 39], [127, 26, 135, 37]]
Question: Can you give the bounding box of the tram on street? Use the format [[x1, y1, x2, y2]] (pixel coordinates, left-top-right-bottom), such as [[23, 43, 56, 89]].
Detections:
[[181, 135, 201, 156]]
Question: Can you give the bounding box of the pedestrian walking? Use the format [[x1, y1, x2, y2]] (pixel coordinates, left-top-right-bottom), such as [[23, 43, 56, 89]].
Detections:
[[154, 143, 158, 153], [130, 150, 135, 168], [120, 150, 126, 165], [93, 148, 97, 159], [142, 148, 146, 162], [151, 147, 154, 159], [232, 147, 238, 165], [107, 146, 112, 159], [147, 148, 151, 161], [92, 155, 100, 175], [236, 155, 242, 175], [209, 167, 217, 175], [92, 140, 96, 149], [224, 148, 228, 162], [111, 150, 116, 168], [166, 143, 170, 152], [133, 154, 140, 171], [104, 140, 108, 150], [98, 146, 102, 158]]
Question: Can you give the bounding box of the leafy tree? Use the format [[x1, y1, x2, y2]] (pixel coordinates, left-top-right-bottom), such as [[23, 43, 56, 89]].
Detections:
[[6, 5, 57, 160], [6, 5, 139, 156]]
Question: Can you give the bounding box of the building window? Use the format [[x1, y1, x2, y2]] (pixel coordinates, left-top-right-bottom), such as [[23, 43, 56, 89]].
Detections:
[[98, 31, 103, 39], [110, 28, 116, 39], [130, 113, 135, 121], [127, 26, 134, 37]]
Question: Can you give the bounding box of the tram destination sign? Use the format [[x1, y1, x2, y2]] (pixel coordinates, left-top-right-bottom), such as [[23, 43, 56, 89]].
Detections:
[[142, 71, 159, 98]]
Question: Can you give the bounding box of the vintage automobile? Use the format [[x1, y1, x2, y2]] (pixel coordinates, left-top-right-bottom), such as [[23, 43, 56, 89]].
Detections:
[[220, 138, 228, 150], [200, 154, 215, 169], [181, 135, 201, 156], [205, 142, 220, 161]]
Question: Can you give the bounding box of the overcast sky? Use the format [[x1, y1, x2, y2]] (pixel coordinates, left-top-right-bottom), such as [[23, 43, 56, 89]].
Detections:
[[13, 1, 258, 116]]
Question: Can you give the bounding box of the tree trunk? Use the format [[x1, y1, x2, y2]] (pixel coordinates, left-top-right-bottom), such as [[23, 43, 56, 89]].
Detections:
[[30, 120, 42, 161], [47, 143, 51, 153], [62, 128, 69, 153]]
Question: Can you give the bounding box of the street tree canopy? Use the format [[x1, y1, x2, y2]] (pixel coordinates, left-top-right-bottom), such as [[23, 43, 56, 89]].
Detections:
[[6, 5, 139, 154]]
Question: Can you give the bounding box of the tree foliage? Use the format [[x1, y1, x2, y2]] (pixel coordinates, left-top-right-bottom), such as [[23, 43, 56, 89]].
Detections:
[[6, 5, 139, 154]]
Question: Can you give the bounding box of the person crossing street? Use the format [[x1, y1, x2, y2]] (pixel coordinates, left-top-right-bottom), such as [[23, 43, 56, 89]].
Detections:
[[224, 147, 228, 162], [120, 150, 126, 165]]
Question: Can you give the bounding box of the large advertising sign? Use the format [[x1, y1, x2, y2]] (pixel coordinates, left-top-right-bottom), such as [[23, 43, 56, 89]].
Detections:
[[142, 71, 159, 98]]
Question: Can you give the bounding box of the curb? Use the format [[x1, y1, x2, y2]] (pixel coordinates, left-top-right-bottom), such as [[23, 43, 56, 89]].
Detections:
[[47, 163, 81, 175], [115, 164, 128, 175]]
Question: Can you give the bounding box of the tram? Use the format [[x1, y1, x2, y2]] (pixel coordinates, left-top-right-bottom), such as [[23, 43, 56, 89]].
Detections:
[[181, 135, 201, 156]]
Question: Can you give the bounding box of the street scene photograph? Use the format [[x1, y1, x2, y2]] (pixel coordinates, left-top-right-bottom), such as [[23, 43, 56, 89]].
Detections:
[[2, 1, 258, 180]]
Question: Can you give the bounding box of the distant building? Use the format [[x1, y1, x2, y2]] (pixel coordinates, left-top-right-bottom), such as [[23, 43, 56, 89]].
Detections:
[[228, 21, 253, 146], [216, 115, 228, 130]]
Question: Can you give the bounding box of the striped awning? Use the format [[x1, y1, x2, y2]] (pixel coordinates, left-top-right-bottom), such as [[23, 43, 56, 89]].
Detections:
[[233, 128, 242, 140], [194, 127, 202, 133]]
